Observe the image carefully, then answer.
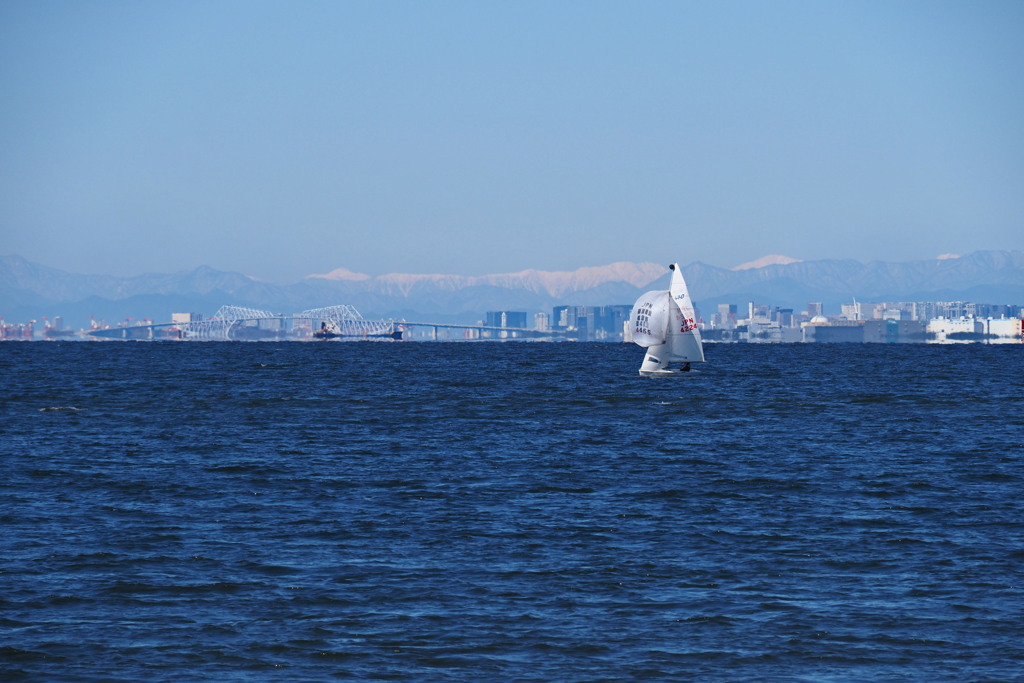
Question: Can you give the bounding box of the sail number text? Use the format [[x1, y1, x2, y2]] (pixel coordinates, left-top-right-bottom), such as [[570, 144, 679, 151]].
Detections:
[[634, 302, 654, 337]]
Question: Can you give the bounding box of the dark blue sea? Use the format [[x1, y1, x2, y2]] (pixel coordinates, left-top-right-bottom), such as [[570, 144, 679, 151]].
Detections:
[[2, 341, 1023, 681]]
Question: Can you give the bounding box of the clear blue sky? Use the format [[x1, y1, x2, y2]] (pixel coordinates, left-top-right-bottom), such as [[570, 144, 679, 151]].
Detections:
[[2, 0, 1022, 281]]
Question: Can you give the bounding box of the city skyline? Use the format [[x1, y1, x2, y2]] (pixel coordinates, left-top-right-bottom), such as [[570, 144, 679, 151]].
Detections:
[[3, 2, 1023, 282], [5, 296, 1020, 343], [3, 250, 1023, 338]]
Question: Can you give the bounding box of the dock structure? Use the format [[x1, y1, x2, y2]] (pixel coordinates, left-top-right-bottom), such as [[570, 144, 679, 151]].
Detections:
[[85, 304, 571, 341]]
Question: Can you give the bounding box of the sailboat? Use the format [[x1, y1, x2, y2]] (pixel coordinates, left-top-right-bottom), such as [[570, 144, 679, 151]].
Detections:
[[629, 263, 705, 376]]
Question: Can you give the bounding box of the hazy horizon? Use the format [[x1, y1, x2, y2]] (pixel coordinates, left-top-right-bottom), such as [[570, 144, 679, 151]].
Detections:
[[3, 2, 1022, 281], [6, 248, 1023, 285]]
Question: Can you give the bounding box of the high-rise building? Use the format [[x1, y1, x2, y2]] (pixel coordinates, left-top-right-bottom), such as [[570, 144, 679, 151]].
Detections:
[[552, 305, 573, 330], [716, 304, 737, 329], [748, 302, 771, 323], [840, 302, 863, 320], [548, 305, 632, 339], [586, 305, 628, 340], [485, 311, 528, 328]]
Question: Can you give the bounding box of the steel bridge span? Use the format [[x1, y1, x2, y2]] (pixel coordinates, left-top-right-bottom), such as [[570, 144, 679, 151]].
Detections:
[[88, 304, 401, 341], [87, 305, 572, 341]]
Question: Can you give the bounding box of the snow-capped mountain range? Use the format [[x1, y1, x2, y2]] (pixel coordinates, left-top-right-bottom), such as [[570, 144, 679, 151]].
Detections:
[[307, 261, 668, 298], [2, 251, 1023, 329]]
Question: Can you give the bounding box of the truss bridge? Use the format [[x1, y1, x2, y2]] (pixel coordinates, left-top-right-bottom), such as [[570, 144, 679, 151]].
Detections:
[[87, 304, 402, 341], [86, 304, 577, 341]]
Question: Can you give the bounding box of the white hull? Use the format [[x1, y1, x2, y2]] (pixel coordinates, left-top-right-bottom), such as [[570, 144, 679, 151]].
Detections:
[[639, 345, 697, 376]]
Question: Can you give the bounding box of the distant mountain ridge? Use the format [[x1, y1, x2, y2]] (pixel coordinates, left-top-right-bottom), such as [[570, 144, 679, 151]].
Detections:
[[2, 251, 1023, 329], [683, 251, 1024, 315], [307, 261, 667, 298], [731, 254, 803, 271]]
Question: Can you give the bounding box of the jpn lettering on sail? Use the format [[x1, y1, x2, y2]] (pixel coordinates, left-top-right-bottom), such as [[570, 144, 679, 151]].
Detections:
[[629, 290, 670, 347], [668, 302, 704, 362], [668, 276, 704, 362]]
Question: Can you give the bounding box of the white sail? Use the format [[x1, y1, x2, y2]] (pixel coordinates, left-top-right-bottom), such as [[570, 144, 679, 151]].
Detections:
[[632, 262, 704, 375], [667, 262, 705, 363], [629, 290, 671, 348]]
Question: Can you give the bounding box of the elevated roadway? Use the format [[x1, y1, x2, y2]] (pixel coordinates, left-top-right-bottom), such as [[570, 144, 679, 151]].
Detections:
[[86, 304, 574, 341]]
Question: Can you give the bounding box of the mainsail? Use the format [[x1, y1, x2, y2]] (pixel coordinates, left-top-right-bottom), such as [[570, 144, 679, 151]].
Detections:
[[629, 263, 705, 375]]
